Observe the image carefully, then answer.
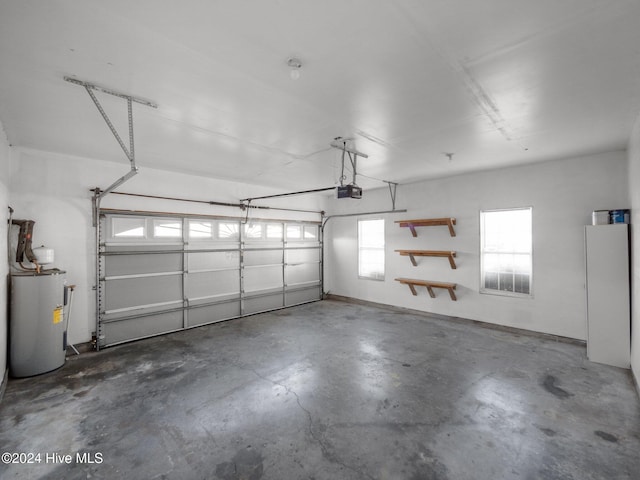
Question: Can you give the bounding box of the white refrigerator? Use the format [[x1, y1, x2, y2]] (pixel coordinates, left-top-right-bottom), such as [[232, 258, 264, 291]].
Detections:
[[584, 224, 630, 368]]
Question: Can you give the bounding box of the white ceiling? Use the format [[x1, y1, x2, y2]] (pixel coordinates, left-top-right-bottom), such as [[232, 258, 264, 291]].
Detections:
[[1, 0, 639, 192]]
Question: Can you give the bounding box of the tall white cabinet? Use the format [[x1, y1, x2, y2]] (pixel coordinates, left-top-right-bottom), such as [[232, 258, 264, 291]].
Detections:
[[584, 224, 630, 368]]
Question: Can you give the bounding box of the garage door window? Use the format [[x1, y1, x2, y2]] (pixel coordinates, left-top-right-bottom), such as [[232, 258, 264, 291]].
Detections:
[[219, 222, 240, 240], [109, 216, 185, 241], [304, 225, 318, 240], [153, 219, 182, 238], [244, 224, 262, 239], [189, 220, 213, 239], [112, 217, 145, 238], [287, 225, 302, 240], [267, 224, 283, 239]]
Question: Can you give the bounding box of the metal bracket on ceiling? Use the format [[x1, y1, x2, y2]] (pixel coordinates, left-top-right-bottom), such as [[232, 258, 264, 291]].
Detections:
[[64, 76, 158, 108], [329, 137, 399, 209], [329, 139, 368, 158], [386, 181, 399, 210], [65, 76, 157, 225], [65, 76, 157, 175], [330, 138, 368, 187]]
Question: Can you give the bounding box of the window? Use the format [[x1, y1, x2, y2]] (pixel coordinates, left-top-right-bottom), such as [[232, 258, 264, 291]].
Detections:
[[303, 225, 318, 240], [266, 224, 283, 239], [218, 222, 240, 240], [243, 223, 262, 239], [189, 220, 213, 239], [480, 207, 532, 296], [110, 216, 182, 241], [153, 219, 182, 238], [286, 225, 302, 240], [112, 217, 145, 238], [358, 219, 385, 280]]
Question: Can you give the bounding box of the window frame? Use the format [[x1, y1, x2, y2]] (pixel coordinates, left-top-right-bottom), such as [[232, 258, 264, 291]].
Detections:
[[217, 221, 240, 241], [479, 206, 533, 298], [108, 215, 184, 242], [110, 216, 147, 239], [286, 224, 302, 240], [152, 218, 183, 239], [266, 223, 283, 240], [188, 219, 215, 240], [357, 218, 385, 281]]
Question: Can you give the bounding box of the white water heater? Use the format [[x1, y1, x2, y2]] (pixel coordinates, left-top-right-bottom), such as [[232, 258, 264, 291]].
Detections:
[[10, 270, 67, 377]]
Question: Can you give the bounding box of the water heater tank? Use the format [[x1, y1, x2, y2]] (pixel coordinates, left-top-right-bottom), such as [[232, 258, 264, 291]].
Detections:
[[10, 270, 67, 377]]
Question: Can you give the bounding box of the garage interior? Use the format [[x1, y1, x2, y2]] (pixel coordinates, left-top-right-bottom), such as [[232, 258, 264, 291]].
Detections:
[[1, 1, 640, 479]]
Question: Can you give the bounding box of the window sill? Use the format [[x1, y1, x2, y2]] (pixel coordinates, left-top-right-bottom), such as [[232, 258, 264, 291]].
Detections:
[[480, 288, 533, 299]]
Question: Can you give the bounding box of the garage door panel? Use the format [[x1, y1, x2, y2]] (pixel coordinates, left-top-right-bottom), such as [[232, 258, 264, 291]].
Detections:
[[244, 249, 282, 266], [102, 301, 182, 323], [188, 301, 240, 327], [286, 287, 322, 306], [187, 251, 239, 271], [244, 293, 284, 315], [286, 248, 319, 264], [101, 311, 183, 346], [285, 263, 319, 286], [105, 253, 182, 277], [104, 275, 182, 311], [186, 270, 240, 299], [244, 266, 283, 292]]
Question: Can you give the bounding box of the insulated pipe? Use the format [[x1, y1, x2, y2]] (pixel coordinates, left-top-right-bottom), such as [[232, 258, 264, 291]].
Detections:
[[11, 219, 42, 273]]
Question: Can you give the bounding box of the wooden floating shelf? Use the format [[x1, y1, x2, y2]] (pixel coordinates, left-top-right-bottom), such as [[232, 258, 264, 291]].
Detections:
[[395, 218, 456, 237], [395, 277, 457, 301], [395, 250, 457, 269]]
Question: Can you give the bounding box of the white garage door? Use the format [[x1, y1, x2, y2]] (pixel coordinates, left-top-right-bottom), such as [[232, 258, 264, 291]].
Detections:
[[97, 212, 322, 348]]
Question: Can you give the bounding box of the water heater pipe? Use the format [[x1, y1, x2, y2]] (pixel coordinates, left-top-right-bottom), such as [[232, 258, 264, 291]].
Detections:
[[11, 219, 40, 273], [65, 285, 79, 356]]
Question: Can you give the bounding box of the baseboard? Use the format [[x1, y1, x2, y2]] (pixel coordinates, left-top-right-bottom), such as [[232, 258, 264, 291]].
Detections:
[[0, 368, 8, 403], [632, 366, 640, 399], [325, 294, 586, 347]]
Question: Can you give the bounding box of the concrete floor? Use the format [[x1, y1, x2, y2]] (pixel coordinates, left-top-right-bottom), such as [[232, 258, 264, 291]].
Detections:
[[1, 299, 639, 480]]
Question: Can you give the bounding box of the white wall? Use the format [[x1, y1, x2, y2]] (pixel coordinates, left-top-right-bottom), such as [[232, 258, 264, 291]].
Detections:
[[9, 148, 323, 345], [324, 151, 629, 340], [0, 122, 10, 390], [628, 114, 640, 386], [7, 146, 632, 352]]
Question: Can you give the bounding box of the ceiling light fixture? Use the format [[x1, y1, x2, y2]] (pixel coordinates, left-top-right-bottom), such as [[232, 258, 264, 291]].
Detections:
[[287, 57, 302, 80]]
